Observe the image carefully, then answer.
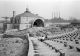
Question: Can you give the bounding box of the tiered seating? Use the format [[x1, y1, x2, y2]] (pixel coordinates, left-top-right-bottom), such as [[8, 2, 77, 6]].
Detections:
[[39, 40, 65, 56], [27, 26, 80, 56], [31, 39, 60, 56], [39, 28, 80, 56], [42, 27, 75, 36]]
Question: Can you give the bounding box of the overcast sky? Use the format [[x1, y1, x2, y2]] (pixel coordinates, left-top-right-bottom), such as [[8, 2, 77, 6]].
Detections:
[[0, 0, 80, 20]]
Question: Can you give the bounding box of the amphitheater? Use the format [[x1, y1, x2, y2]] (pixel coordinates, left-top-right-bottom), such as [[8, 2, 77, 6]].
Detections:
[[0, 8, 80, 56], [0, 24, 80, 56]]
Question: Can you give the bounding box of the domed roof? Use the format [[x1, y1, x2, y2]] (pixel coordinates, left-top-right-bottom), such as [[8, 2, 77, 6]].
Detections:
[[15, 8, 43, 18]]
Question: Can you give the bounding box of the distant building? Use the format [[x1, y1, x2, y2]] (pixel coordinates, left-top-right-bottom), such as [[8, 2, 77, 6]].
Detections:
[[10, 8, 44, 30], [45, 17, 70, 27]]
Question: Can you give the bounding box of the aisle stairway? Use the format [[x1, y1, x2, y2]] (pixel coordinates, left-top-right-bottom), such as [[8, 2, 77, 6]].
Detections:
[[28, 37, 60, 56]]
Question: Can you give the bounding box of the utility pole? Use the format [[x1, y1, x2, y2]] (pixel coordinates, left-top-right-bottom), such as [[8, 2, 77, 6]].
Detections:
[[13, 11, 16, 23], [52, 12, 53, 19], [12, 11, 16, 29], [59, 11, 60, 18], [13, 11, 15, 18], [54, 12, 55, 18]]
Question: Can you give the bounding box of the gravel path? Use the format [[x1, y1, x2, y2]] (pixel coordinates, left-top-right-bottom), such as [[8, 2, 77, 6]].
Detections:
[[28, 38, 60, 56]]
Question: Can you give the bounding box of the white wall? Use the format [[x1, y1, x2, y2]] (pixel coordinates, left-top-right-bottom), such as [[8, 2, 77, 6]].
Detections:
[[20, 17, 44, 30], [20, 17, 44, 23], [19, 24, 31, 30], [20, 17, 36, 24]]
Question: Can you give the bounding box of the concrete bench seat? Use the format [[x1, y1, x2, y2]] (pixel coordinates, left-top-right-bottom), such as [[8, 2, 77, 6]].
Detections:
[[76, 47, 80, 52], [68, 45, 74, 49]]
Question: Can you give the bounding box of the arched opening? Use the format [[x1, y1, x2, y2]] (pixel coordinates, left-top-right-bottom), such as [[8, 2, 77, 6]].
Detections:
[[33, 19, 44, 27]]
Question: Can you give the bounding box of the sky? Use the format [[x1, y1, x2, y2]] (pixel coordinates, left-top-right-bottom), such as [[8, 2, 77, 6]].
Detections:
[[0, 0, 80, 20]]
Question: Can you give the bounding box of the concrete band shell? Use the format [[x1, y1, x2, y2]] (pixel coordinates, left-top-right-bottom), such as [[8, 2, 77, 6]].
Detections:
[[10, 8, 44, 30]]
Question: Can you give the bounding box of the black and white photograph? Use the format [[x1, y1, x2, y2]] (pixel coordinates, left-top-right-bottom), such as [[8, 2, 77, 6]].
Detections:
[[0, 0, 80, 56]]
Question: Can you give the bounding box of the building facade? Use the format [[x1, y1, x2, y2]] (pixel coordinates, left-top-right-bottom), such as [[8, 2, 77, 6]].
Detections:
[[10, 8, 44, 30]]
